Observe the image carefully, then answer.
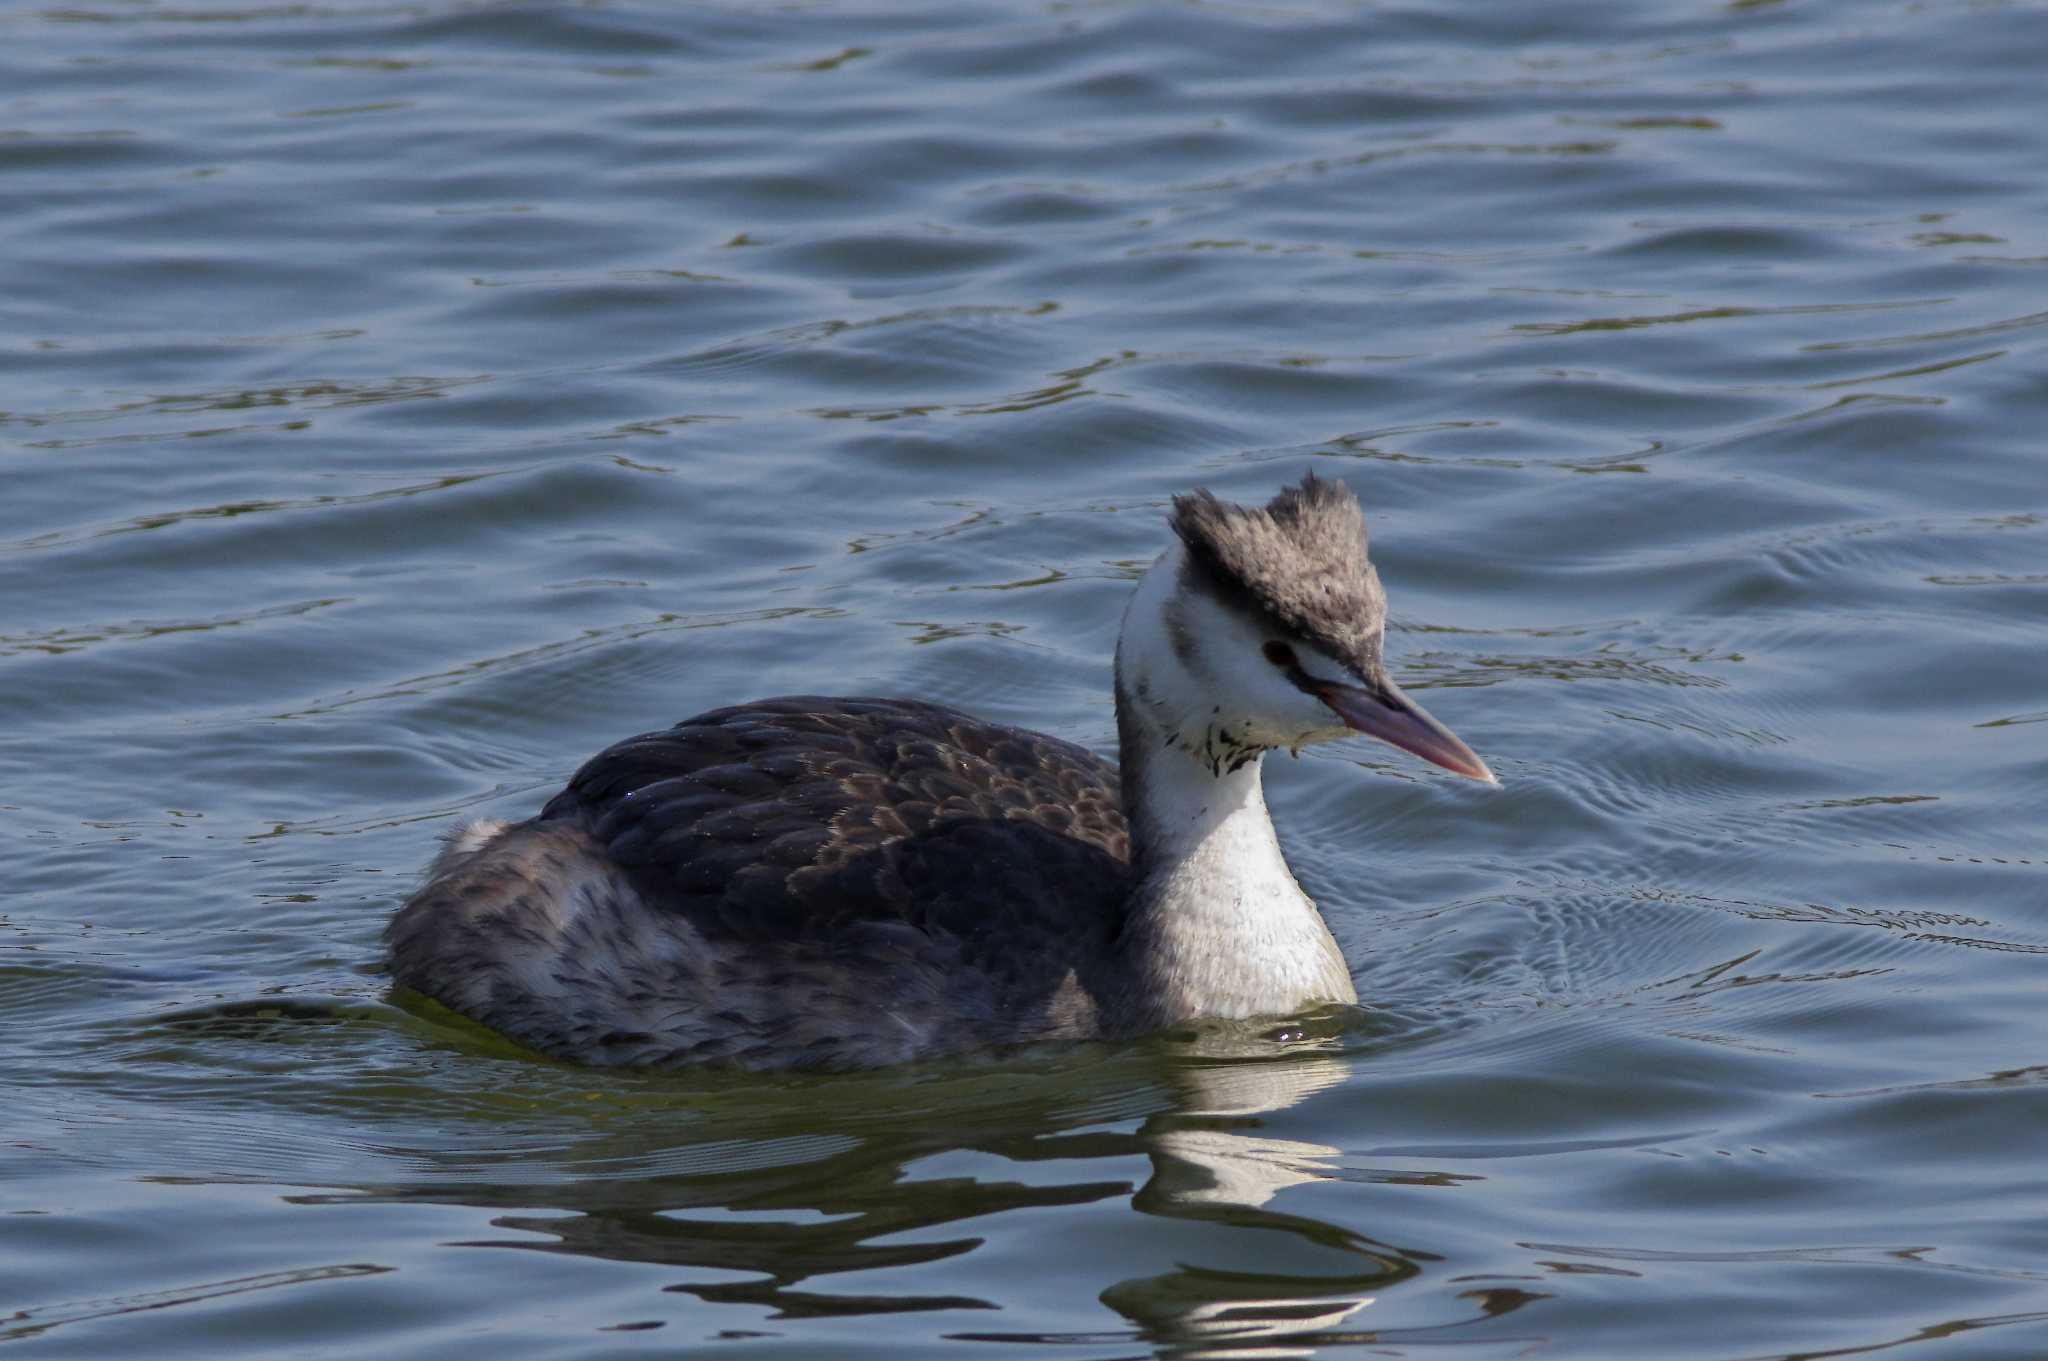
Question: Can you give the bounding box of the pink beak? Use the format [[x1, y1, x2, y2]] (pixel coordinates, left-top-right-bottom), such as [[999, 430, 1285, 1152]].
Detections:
[[1315, 677, 1496, 784]]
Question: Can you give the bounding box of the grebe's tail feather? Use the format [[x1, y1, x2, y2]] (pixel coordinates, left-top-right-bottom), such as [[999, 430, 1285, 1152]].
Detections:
[[386, 818, 677, 1062]]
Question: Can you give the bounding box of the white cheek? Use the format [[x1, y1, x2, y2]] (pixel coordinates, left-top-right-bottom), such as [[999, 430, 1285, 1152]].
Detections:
[[1199, 628, 1338, 743], [1252, 645, 1363, 747], [1121, 548, 1359, 749], [1266, 688, 1347, 748]]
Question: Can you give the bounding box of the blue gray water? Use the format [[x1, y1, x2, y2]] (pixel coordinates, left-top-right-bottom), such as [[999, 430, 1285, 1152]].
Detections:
[[5, 1, 2046, 1357]]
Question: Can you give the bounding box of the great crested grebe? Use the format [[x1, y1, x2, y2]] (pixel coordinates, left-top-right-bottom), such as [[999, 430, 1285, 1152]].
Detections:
[[387, 473, 1493, 1069]]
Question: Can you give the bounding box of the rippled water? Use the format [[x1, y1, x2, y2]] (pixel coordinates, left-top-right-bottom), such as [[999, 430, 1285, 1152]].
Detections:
[[6, 1, 2047, 1356]]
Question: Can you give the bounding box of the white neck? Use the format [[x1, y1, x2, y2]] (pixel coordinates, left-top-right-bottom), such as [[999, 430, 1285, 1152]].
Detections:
[[1112, 549, 1358, 1026]]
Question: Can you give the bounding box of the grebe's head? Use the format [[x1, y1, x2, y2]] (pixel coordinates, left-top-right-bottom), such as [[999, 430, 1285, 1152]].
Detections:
[[1117, 471, 1493, 783]]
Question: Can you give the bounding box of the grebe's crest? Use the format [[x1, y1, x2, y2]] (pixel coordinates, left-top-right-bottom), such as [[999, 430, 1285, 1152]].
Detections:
[[1170, 472, 1388, 677]]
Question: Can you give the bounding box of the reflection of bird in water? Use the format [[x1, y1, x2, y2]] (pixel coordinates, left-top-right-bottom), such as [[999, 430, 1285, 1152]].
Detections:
[[387, 474, 1493, 1068], [1145, 1050, 1352, 1209], [1099, 1278, 1378, 1361], [1111, 1050, 1392, 1360], [295, 1041, 1469, 1351]]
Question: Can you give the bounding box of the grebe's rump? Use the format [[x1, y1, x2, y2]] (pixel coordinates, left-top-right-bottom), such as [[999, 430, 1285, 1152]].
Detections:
[[386, 474, 1493, 1069]]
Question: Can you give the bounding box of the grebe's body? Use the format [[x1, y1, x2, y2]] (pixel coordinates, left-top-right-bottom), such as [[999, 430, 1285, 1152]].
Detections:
[[387, 475, 1491, 1069]]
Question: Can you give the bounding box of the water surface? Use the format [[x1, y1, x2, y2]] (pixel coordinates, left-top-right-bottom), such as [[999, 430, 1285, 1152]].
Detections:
[[5, 1, 2047, 1357]]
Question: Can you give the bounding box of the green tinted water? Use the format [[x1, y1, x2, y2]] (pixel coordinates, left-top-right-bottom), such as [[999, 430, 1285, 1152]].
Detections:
[[5, 2, 2047, 1357]]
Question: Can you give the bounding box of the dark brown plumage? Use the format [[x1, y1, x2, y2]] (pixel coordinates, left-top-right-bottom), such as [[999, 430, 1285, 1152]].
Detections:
[[387, 697, 1141, 1067], [543, 696, 1130, 953]]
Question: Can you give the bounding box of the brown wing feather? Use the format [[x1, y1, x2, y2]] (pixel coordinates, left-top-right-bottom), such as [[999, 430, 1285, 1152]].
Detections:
[[536, 696, 1132, 972]]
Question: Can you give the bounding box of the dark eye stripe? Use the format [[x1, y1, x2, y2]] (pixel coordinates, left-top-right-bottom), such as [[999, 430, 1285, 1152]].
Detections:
[[1264, 640, 1333, 700]]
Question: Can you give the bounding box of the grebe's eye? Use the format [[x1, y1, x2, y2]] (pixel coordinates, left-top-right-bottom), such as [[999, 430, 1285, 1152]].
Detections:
[[1262, 641, 1297, 668]]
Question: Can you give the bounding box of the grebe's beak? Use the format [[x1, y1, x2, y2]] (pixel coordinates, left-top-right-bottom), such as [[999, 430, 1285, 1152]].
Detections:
[[1315, 677, 1496, 785]]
